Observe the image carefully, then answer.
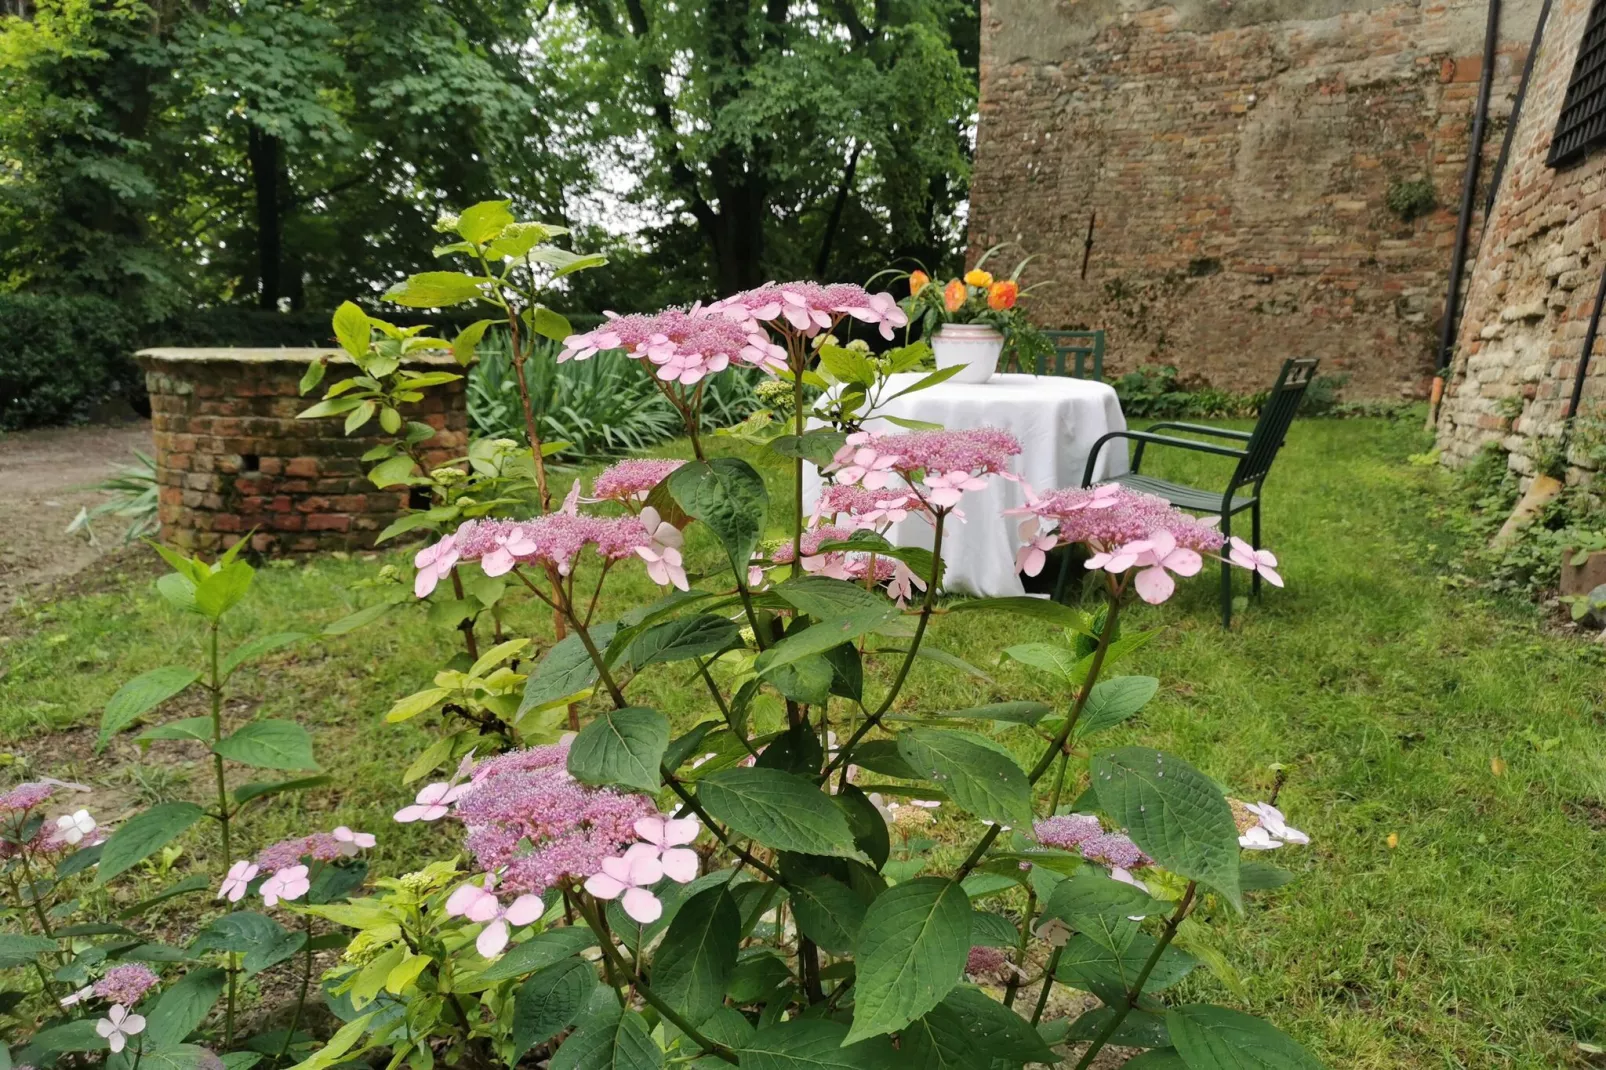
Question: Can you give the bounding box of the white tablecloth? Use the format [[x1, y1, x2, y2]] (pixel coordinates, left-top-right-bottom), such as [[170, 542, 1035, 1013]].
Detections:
[[803, 373, 1129, 597]]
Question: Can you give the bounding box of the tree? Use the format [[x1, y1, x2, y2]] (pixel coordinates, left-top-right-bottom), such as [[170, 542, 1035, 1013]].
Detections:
[[563, 0, 976, 298]]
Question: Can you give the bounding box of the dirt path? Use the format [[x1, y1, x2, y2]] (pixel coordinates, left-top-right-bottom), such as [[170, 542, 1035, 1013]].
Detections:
[[0, 421, 154, 607]]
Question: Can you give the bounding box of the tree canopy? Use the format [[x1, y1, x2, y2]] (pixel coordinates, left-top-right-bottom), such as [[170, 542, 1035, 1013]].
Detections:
[[0, 0, 976, 318]]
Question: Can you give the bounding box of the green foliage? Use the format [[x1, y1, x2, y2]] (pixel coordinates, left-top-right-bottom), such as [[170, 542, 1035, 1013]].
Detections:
[[0, 294, 142, 429], [1384, 177, 1437, 222]]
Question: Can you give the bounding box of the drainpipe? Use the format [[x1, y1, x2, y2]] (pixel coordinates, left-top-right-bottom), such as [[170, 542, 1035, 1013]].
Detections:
[[1566, 259, 1606, 424], [1482, 0, 1553, 230], [1428, 0, 1502, 428]]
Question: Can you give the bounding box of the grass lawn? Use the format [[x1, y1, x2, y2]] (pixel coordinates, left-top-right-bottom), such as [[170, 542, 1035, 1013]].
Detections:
[[3, 415, 1605, 1068]]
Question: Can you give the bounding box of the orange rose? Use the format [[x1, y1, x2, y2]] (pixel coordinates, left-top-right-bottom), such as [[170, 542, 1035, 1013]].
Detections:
[[987, 280, 1019, 310], [909, 270, 930, 296], [943, 279, 966, 312], [963, 269, 994, 287]]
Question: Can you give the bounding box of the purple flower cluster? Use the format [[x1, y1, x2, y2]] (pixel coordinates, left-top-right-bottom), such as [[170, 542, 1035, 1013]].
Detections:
[[455, 742, 656, 896], [0, 782, 55, 813], [811, 484, 920, 529], [559, 308, 786, 383], [415, 513, 664, 598], [94, 965, 159, 1006], [708, 282, 908, 339], [255, 833, 346, 873], [825, 428, 1021, 510], [590, 459, 685, 504], [1033, 814, 1151, 870], [964, 945, 1013, 982], [1019, 484, 1225, 554]]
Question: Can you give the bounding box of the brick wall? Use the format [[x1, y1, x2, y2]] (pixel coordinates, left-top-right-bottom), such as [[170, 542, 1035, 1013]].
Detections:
[[1435, 0, 1606, 482], [140, 349, 468, 553], [972, 0, 1541, 397]]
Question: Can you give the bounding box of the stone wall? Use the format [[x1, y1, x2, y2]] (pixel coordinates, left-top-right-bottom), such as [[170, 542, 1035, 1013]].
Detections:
[[140, 349, 468, 553], [1435, 0, 1606, 482], [971, 0, 1542, 397]]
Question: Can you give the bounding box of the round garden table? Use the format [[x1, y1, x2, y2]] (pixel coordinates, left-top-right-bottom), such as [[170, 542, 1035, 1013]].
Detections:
[[802, 372, 1130, 597]]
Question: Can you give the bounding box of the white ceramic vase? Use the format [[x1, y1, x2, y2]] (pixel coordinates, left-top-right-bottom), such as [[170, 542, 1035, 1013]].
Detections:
[[931, 324, 1003, 384]]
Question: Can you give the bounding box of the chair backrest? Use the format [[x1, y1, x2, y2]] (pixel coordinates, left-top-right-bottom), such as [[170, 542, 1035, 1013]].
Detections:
[[1231, 357, 1320, 488], [1001, 329, 1105, 380]]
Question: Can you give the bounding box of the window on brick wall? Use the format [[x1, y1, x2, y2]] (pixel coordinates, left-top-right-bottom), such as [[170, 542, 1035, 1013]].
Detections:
[[1550, 0, 1606, 167]]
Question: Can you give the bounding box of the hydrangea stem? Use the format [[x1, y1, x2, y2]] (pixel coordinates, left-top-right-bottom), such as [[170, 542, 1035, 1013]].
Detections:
[[821, 510, 947, 778], [955, 585, 1124, 880], [205, 618, 240, 1049], [273, 914, 316, 1066], [572, 893, 738, 1064], [1070, 882, 1197, 1069]]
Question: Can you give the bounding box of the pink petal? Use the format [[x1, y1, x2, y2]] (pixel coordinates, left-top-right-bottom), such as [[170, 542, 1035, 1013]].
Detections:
[[1259, 565, 1285, 588], [621, 887, 663, 924], [503, 894, 545, 926], [634, 817, 668, 846], [662, 817, 700, 845], [444, 884, 483, 917], [660, 847, 699, 883], [1162, 548, 1203, 577], [1133, 566, 1176, 604], [585, 873, 627, 900], [476, 919, 510, 958]]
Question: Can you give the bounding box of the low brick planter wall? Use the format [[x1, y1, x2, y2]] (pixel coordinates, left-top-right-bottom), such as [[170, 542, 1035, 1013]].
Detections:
[[138, 348, 468, 553]]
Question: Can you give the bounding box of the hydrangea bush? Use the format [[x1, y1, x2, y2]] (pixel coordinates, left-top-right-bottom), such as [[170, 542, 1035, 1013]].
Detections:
[[3, 201, 1322, 1070]]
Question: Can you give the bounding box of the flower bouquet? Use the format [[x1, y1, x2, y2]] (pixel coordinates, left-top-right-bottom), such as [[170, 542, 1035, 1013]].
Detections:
[[904, 245, 1052, 383]]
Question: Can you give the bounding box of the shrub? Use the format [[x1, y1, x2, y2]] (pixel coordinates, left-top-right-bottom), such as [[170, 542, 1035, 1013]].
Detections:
[[0, 293, 142, 429]]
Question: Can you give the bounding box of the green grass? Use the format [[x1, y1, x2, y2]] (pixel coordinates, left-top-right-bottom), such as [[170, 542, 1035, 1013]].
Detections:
[[4, 419, 1606, 1067]]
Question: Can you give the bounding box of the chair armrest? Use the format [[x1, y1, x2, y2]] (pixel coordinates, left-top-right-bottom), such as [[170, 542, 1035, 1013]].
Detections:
[[1144, 421, 1253, 442], [1082, 430, 1247, 487]]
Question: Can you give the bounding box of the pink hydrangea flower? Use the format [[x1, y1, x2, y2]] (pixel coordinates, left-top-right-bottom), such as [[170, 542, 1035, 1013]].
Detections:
[[1238, 802, 1309, 850], [709, 282, 908, 340], [635, 506, 688, 591], [255, 833, 348, 872], [1033, 814, 1104, 851], [560, 309, 785, 382], [964, 945, 1017, 983], [591, 459, 685, 505], [446, 514, 660, 584], [95, 1005, 145, 1054], [48, 808, 98, 848], [825, 428, 1020, 510], [455, 741, 656, 897], [333, 827, 376, 857], [414, 534, 459, 598], [1228, 537, 1284, 587], [217, 860, 259, 903], [1080, 832, 1150, 871], [0, 782, 55, 813], [1011, 484, 1223, 555], [260, 865, 310, 906], [1015, 517, 1058, 577], [445, 878, 546, 957], [584, 843, 666, 923], [94, 965, 159, 1006], [1100, 529, 1204, 604], [634, 816, 700, 883], [395, 779, 472, 823]]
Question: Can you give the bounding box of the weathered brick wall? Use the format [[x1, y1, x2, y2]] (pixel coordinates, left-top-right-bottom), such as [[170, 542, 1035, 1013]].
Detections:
[[139, 349, 468, 553], [1435, 0, 1606, 482], [972, 0, 1540, 397]]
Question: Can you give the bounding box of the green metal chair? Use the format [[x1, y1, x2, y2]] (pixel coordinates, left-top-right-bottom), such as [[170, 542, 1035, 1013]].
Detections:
[[999, 329, 1105, 380], [1075, 357, 1320, 627]]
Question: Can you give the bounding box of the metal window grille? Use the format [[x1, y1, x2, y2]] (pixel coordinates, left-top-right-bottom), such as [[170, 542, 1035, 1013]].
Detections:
[[1549, 0, 1606, 168]]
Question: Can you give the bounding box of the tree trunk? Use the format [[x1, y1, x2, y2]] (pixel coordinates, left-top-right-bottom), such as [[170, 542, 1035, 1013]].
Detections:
[[248, 126, 283, 310]]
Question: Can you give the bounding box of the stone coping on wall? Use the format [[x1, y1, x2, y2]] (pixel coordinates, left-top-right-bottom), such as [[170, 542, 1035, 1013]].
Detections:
[[137, 347, 460, 367]]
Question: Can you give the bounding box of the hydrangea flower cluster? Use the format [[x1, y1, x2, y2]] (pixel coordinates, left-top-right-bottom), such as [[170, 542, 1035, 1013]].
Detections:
[[708, 282, 908, 340], [964, 945, 1016, 983], [60, 964, 160, 1009], [414, 513, 679, 597], [219, 827, 375, 907], [589, 459, 685, 506], [452, 740, 657, 898], [810, 484, 922, 529], [444, 873, 546, 958], [559, 308, 787, 383], [1033, 814, 1151, 887], [585, 816, 702, 923], [825, 428, 1021, 511], [1008, 483, 1271, 604], [0, 782, 100, 859], [766, 525, 926, 604]]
